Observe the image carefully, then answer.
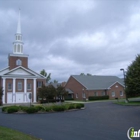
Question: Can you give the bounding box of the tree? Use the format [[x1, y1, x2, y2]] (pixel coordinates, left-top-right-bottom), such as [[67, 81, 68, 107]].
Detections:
[[40, 69, 51, 83], [125, 55, 140, 97], [53, 80, 58, 83], [0, 87, 3, 106], [56, 85, 68, 101], [87, 73, 92, 76], [80, 73, 85, 75], [37, 85, 56, 102]]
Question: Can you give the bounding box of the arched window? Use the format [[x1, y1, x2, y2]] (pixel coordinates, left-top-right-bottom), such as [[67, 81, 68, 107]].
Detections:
[[18, 44, 20, 52], [16, 59, 22, 66]]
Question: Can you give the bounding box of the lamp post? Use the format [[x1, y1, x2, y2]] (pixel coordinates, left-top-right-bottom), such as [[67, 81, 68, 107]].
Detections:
[[120, 68, 128, 103]]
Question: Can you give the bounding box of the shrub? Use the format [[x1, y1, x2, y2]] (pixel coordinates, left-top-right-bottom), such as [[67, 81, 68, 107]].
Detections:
[[25, 107, 38, 114], [65, 98, 74, 100], [45, 106, 53, 112], [67, 104, 76, 110], [75, 103, 84, 109], [2, 106, 8, 112], [52, 105, 65, 112], [34, 106, 44, 111], [19, 106, 29, 112], [88, 96, 109, 101], [7, 106, 19, 113]]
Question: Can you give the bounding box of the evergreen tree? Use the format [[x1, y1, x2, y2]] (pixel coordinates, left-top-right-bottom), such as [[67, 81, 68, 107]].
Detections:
[[125, 55, 140, 97]]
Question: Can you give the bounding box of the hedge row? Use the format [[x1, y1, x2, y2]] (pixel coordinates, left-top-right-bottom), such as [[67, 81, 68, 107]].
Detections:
[[88, 95, 109, 101], [2, 103, 84, 114], [40, 99, 64, 104]]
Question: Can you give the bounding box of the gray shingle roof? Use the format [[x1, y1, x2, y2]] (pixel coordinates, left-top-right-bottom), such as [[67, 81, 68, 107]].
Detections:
[[72, 75, 124, 90]]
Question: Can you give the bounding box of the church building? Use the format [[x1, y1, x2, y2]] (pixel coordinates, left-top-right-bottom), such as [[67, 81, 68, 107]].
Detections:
[[0, 10, 46, 104]]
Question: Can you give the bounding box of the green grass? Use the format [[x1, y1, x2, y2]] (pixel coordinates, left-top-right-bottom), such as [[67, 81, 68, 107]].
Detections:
[[115, 101, 140, 106], [0, 126, 40, 140]]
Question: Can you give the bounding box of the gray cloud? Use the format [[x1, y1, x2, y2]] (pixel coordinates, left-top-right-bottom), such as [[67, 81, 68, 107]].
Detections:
[[0, 0, 140, 82]]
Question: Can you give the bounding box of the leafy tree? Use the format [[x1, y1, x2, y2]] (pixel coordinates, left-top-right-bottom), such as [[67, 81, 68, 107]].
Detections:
[[0, 87, 3, 106], [37, 85, 56, 102], [87, 73, 92, 76], [125, 55, 140, 98], [40, 69, 51, 83], [53, 80, 58, 83], [56, 85, 68, 101], [80, 73, 85, 75]]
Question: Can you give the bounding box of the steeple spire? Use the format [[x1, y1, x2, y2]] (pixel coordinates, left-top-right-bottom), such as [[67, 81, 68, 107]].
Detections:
[[17, 9, 21, 34], [13, 9, 24, 54]]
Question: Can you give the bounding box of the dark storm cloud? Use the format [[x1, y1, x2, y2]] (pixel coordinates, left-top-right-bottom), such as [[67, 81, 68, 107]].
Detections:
[[0, 0, 140, 82]]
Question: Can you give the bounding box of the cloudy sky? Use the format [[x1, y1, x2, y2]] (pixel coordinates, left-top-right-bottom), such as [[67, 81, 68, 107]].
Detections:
[[0, 0, 140, 82]]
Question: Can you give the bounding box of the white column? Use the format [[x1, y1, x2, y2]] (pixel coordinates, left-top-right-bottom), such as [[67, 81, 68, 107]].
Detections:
[[24, 78, 27, 102], [33, 78, 36, 102], [13, 78, 16, 103], [2, 78, 5, 104]]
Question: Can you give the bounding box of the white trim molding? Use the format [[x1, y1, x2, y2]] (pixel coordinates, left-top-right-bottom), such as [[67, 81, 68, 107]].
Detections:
[[2, 77, 5, 104]]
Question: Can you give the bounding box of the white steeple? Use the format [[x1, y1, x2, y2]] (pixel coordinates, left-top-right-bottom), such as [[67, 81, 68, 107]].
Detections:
[[13, 9, 24, 54], [17, 9, 21, 34]]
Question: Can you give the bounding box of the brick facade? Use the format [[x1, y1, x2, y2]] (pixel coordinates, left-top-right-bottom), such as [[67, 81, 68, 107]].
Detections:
[[65, 76, 125, 100], [8, 55, 28, 70]]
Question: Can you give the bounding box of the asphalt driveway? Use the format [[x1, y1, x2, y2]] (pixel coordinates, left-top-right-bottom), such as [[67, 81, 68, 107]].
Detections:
[[0, 102, 140, 140]]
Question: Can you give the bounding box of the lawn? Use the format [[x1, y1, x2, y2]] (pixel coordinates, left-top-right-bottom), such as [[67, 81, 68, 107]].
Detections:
[[0, 126, 40, 140], [115, 100, 140, 106]]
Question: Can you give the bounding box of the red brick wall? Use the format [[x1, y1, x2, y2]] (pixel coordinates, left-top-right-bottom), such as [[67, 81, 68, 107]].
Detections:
[[65, 76, 125, 100], [9, 56, 28, 70], [87, 90, 108, 97], [65, 76, 85, 100], [108, 82, 125, 99]]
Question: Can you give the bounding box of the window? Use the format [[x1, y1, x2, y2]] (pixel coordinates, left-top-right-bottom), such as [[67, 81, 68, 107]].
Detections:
[[27, 83, 31, 90], [76, 93, 78, 98], [120, 91, 123, 96], [16, 59, 22, 66], [18, 44, 20, 52], [18, 82, 22, 91], [112, 91, 115, 97], [82, 92, 86, 98], [8, 83, 12, 91], [37, 81, 43, 88], [102, 91, 105, 96], [94, 92, 98, 96]]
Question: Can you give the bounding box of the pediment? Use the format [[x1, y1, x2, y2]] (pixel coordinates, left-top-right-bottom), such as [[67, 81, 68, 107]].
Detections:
[[4, 67, 35, 76]]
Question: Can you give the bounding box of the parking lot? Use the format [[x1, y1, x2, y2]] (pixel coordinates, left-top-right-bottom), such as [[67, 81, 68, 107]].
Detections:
[[0, 101, 139, 140]]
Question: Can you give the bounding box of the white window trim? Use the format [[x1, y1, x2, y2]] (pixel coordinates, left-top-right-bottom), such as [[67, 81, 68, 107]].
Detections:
[[37, 81, 42, 88], [18, 82, 22, 91], [120, 91, 123, 96], [27, 83, 32, 90], [112, 91, 115, 97], [82, 93, 86, 98], [8, 83, 12, 91]]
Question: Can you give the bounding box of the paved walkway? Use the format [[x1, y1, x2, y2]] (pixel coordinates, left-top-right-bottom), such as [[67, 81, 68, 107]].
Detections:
[[0, 101, 139, 140]]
